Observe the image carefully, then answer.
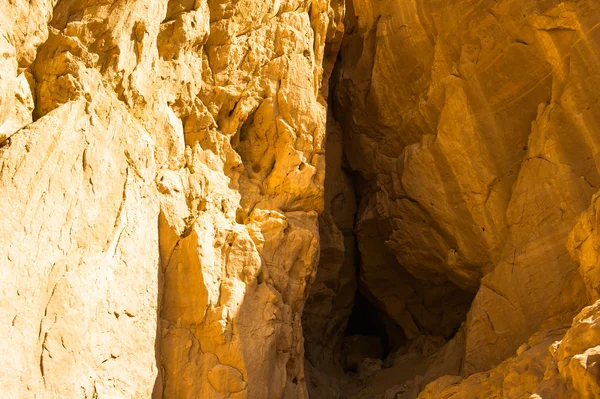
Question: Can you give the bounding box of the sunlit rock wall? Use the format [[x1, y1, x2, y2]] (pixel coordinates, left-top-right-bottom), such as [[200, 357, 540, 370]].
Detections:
[[0, 0, 343, 397], [334, 0, 600, 377]]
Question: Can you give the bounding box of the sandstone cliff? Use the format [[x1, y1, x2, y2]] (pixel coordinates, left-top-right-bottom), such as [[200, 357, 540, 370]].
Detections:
[[0, 0, 343, 397], [1, 0, 600, 398], [306, 0, 600, 397]]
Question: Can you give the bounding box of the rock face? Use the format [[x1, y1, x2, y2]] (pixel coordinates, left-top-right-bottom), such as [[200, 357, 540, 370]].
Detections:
[[0, 0, 343, 397], [306, 0, 600, 398], [334, 0, 600, 373], [419, 300, 600, 399], [2, 0, 600, 398]]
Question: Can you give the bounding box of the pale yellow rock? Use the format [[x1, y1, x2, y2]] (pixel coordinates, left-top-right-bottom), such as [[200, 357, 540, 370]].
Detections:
[[0, 96, 160, 398], [418, 300, 600, 399], [0, 0, 342, 398], [3, 0, 600, 398]]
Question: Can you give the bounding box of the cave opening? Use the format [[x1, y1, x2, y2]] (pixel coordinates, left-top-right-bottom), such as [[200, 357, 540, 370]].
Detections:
[[302, 19, 476, 397], [341, 289, 408, 372], [339, 194, 409, 373], [344, 291, 392, 355]]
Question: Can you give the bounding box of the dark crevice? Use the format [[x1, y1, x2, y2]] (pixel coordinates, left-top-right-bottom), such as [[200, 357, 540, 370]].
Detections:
[[343, 290, 407, 362], [341, 166, 405, 365], [303, 10, 476, 397]]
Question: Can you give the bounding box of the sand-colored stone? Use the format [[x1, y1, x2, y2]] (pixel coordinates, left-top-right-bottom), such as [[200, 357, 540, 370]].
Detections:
[[0, 0, 343, 397], [2, 0, 600, 398], [418, 300, 600, 399], [568, 191, 600, 302], [0, 94, 160, 398], [332, 0, 600, 380], [302, 0, 600, 397]]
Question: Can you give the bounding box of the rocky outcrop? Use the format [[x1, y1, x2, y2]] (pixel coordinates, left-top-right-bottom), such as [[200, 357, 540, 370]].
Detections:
[[569, 192, 600, 303], [0, 0, 343, 397], [333, 0, 598, 371], [2, 0, 600, 398], [304, 0, 600, 398], [418, 300, 600, 399]]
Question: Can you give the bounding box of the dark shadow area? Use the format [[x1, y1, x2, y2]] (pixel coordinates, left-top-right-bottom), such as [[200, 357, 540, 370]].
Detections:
[[344, 290, 405, 360], [152, 214, 166, 399]]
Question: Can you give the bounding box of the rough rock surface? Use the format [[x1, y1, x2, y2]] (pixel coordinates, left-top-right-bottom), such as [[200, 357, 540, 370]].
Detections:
[[2, 0, 600, 398], [334, 0, 600, 374], [305, 0, 600, 398], [418, 300, 600, 399], [0, 0, 343, 397]]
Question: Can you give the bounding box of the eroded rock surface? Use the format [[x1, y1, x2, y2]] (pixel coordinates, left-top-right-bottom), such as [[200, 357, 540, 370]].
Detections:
[[419, 300, 600, 399], [334, 0, 600, 374], [0, 0, 343, 397], [304, 0, 600, 398], [2, 0, 600, 398]]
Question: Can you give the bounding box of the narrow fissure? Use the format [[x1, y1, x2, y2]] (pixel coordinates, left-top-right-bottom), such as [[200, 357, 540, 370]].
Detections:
[[340, 167, 395, 369], [340, 196, 407, 372], [302, 20, 476, 399], [342, 291, 400, 371]]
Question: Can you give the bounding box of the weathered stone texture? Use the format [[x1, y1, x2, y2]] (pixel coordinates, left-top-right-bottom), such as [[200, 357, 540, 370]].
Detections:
[[2, 0, 600, 398], [334, 0, 600, 378], [0, 0, 342, 397], [302, 0, 600, 398]]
